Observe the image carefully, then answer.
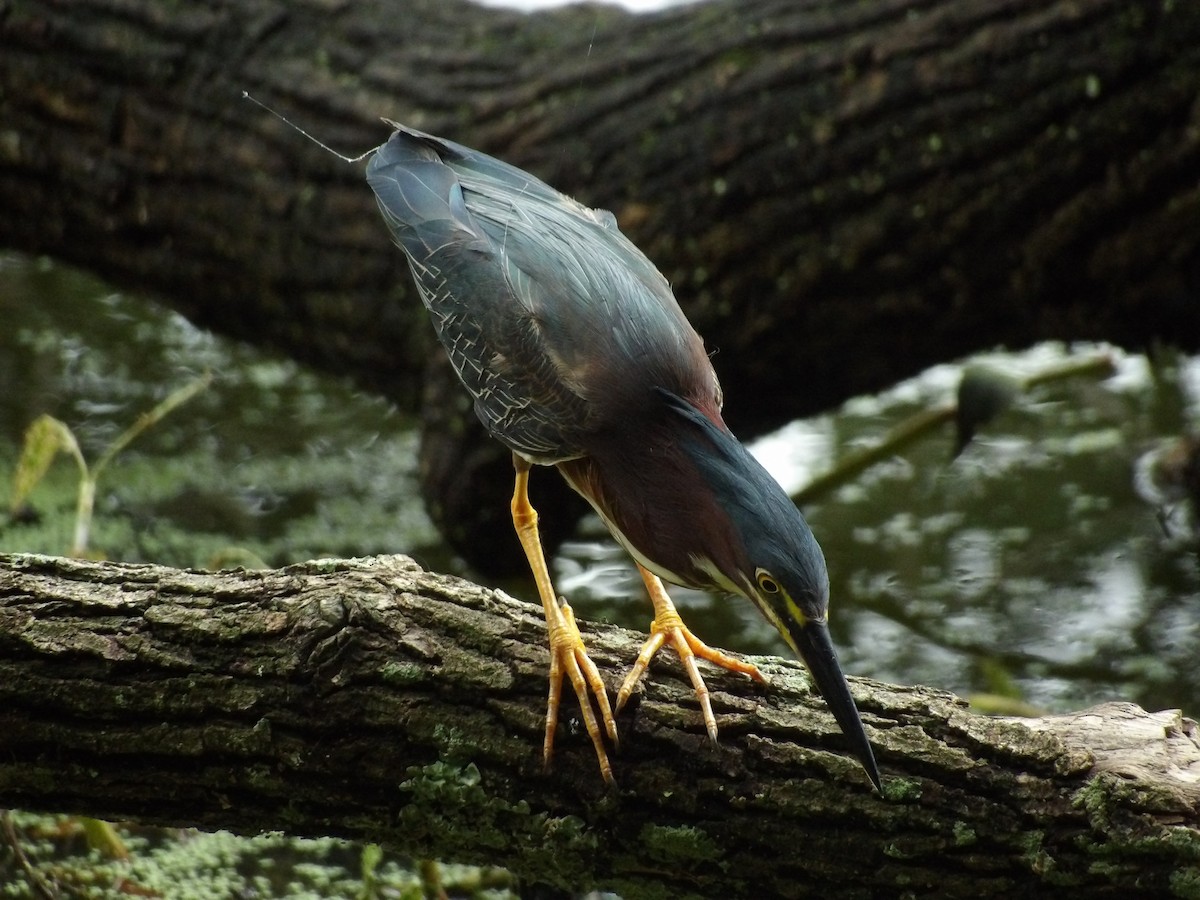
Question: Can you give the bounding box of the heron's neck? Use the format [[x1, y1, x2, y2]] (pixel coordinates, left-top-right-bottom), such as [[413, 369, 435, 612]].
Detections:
[[556, 404, 748, 592]]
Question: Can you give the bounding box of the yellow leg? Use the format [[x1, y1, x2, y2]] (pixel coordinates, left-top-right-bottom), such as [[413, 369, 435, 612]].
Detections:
[[510, 455, 617, 783], [617, 565, 767, 743]]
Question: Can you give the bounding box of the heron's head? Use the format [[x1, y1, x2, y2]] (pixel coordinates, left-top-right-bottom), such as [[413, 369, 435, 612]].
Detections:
[[662, 391, 882, 791]]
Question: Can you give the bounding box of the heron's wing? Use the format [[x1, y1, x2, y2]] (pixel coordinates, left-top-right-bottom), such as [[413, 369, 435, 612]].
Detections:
[[366, 124, 721, 460], [466, 180, 718, 409], [367, 127, 593, 462]]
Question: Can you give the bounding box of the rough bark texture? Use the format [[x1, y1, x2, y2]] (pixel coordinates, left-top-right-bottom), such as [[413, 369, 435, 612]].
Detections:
[[1, 552, 1198, 898], [3, 0, 1199, 573]]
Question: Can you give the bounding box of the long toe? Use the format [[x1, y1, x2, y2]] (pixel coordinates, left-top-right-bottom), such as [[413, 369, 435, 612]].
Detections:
[[544, 599, 616, 784]]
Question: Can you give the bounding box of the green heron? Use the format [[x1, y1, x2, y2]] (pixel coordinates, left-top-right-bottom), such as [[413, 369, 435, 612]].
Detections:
[[366, 122, 880, 791]]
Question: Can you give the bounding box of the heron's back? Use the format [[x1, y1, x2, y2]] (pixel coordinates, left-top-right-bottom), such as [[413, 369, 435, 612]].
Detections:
[[366, 125, 720, 463]]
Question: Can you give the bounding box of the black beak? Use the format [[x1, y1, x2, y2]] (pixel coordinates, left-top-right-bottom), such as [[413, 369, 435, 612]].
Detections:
[[792, 619, 881, 792]]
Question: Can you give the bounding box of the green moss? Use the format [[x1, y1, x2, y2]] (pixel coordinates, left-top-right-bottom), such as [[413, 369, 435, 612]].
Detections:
[[1072, 776, 1200, 861], [0, 812, 488, 899], [396, 760, 597, 887], [379, 661, 424, 686], [1166, 828, 1200, 859], [1019, 830, 1050, 872], [1086, 858, 1133, 879], [400, 759, 484, 805], [881, 777, 922, 802], [1171, 867, 1200, 899], [431, 723, 478, 765], [952, 822, 977, 847], [521, 812, 599, 878], [398, 760, 509, 852], [1072, 777, 1114, 830], [639, 823, 720, 868]]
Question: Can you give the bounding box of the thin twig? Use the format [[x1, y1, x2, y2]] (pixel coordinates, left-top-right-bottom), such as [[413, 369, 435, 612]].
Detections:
[[1, 810, 60, 900]]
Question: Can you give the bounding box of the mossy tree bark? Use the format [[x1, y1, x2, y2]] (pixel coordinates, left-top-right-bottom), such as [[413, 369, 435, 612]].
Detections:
[[3, 0, 1199, 573], [1, 553, 1197, 898]]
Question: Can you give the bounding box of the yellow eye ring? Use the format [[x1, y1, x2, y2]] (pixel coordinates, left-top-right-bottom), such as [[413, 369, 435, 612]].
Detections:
[[756, 571, 780, 594]]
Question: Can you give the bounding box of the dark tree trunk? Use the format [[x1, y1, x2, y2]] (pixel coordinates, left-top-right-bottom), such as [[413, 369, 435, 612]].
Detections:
[[1, 553, 1198, 898], [3, 0, 1197, 418], [3, 0, 1198, 571]]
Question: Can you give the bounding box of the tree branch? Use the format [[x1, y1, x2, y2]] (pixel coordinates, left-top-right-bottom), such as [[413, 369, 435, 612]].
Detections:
[[1, 553, 1196, 897]]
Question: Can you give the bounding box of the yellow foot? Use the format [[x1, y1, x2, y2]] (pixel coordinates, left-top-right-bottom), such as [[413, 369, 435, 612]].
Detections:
[[510, 455, 617, 783], [544, 598, 618, 783], [617, 566, 768, 743]]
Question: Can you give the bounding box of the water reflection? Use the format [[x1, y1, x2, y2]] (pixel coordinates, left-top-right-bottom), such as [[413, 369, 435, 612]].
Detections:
[[558, 344, 1200, 717], [0, 252, 439, 568]]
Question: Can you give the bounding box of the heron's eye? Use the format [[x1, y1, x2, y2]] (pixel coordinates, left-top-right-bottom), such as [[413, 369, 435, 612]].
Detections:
[[756, 570, 780, 594]]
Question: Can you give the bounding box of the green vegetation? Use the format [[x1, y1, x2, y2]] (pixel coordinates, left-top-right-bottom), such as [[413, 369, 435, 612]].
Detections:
[[0, 812, 516, 899], [10, 372, 212, 557]]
